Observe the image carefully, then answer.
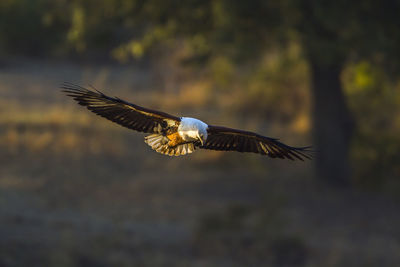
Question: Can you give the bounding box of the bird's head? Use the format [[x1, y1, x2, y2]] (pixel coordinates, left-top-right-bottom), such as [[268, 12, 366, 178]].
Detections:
[[197, 128, 208, 146]]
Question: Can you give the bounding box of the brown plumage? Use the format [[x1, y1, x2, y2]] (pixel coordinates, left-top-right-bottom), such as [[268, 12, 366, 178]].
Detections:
[[62, 83, 313, 160], [61, 82, 180, 135], [204, 126, 312, 160]]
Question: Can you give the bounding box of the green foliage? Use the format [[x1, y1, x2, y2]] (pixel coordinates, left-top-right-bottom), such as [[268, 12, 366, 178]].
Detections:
[[243, 42, 310, 120], [1, 0, 398, 64], [0, 0, 66, 56], [343, 61, 400, 188]]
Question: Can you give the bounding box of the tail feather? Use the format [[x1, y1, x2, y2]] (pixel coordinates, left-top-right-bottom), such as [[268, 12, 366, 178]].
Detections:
[[144, 134, 195, 156]]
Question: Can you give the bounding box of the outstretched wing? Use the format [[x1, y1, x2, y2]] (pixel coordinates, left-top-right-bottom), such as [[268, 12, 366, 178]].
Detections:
[[202, 125, 313, 160], [62, 83, 180, 134]]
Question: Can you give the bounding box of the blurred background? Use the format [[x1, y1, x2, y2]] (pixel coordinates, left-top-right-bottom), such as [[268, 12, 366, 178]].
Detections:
[[0, 0, 400, 266]]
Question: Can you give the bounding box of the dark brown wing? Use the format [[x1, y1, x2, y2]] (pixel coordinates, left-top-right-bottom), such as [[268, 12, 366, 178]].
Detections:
[[62, 82, 180, 134], [202, 125, 313, 160]]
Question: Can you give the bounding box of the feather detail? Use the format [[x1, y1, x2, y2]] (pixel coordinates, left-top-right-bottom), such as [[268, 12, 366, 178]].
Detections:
[[144, 134, 196, 156]]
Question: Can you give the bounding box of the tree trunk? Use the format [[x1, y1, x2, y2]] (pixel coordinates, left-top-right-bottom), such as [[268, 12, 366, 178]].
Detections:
[[310, 62, 355, 187]]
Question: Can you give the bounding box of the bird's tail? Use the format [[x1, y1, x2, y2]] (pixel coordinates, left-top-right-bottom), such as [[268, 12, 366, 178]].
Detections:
[[144, 134, 196, 156]]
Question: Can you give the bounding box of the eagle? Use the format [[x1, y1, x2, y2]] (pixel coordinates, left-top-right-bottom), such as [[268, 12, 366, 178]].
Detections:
[[62, 83, 312, 160]]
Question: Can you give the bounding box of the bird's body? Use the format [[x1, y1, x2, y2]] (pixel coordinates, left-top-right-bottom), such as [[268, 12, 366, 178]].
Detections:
[[62, 83, 312, 160], [144, 117, 208, 156]]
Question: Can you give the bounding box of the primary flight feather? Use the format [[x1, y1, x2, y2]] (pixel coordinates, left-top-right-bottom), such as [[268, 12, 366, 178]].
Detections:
[[62, 83, 312, 160]]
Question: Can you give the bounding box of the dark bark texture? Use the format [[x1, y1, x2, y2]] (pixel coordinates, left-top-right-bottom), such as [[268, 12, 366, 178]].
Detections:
[[310, 62, 355, 186]]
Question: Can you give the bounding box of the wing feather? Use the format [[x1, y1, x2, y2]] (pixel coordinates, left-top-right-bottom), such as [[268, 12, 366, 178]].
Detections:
[[62, 82, 180, 134], [202, 125, 313, 160]]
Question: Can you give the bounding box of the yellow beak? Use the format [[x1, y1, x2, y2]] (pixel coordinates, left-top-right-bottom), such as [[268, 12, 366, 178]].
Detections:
[[198, 134, 204, 146]]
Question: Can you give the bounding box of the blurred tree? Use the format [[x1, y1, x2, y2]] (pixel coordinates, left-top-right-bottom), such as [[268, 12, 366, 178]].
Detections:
[[0, 0, 68, 57], [291, 0, 400, 186]]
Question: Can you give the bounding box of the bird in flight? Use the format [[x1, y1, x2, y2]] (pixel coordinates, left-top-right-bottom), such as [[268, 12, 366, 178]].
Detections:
[[62, 83, 312, 160]]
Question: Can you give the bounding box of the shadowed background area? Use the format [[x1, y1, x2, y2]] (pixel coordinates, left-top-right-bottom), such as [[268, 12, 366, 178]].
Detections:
[[0, 1, 400, 266]]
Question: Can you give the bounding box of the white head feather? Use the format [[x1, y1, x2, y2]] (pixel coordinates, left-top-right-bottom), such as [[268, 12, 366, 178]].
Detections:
[[178, 117, 208, 144]]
